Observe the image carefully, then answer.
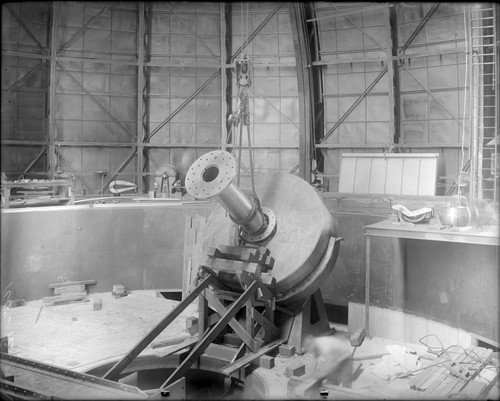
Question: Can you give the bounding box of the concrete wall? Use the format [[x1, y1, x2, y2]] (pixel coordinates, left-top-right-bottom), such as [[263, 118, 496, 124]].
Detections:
[[1, 194, 497, 341], [1, 202, 212, 301]]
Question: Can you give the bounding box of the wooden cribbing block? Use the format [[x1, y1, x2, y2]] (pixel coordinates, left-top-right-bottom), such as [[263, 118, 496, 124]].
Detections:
[[349, 328, 366, 347], [49, 280, 96, 289], [186, 316, 198, 330], [224, 333, 243, 347], [279, 344, 295, 358], [54, 285, 85, 295], [293, 378, 322, 397], [43, 291, 87, 306], [207, 245, 261, 262], [202, 258, 261, 276], [186, 313, 220, 336], [286, 362, 306, 378], [204, 343, 238, 361], [259, 355, 275, 369], [263, 255, 274, 269], [259, 273, 276, 287], [93, 298, 102, 311]]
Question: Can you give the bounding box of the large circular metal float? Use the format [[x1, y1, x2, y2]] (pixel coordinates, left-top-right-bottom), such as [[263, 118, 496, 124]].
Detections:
[[185, 150, 340, 306]]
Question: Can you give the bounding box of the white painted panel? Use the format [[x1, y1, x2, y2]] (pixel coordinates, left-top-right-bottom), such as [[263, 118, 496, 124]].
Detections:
[[368, 157, 387, 194], [417, 157, 438, 195], [353, 157, 372, 193], [338, 154, 438, 195], [338, 157, 357, 192], [385, 158, 404, 194], [401, 158, 421, 195]]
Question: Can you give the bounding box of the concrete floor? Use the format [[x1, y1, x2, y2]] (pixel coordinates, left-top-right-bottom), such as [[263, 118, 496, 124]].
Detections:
[[1, 290, 498, 399]]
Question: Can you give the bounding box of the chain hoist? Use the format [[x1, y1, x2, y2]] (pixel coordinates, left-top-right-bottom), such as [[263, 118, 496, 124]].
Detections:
[[228, 53, 255, 193]]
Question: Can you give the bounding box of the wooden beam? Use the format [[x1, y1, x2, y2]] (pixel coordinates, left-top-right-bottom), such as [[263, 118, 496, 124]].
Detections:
[[103, 274, 215, 381], [251, 309, 280, 339], [220, 339, 284, 376], [49, 280, 96, 289]]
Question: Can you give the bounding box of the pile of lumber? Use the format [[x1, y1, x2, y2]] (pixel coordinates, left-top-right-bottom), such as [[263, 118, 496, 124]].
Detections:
[[43, 280, 96, 306], [409, 345, 497, 399]]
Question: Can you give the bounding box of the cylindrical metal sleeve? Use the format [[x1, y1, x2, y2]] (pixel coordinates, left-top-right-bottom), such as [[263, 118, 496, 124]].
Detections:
[[185, 150, 266, 235]]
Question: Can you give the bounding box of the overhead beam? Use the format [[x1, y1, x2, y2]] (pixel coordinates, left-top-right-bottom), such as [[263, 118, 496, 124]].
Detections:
[[307, 4, 393, 23]]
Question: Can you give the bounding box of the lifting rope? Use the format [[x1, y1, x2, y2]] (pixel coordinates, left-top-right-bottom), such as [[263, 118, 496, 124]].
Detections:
[[227, 3, 255, 193]]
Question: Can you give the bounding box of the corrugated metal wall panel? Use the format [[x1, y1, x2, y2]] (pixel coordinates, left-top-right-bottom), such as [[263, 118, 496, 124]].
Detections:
[[1, 2, 298, 192]]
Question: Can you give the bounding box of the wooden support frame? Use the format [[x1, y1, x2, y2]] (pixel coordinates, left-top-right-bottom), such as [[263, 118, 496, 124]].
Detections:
[[161, 280, 260, 388], [204, 290, 258, 352]]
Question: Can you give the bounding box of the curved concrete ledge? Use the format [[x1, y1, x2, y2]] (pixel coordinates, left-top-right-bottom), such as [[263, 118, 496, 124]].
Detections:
[[1, 202, 213, 301]]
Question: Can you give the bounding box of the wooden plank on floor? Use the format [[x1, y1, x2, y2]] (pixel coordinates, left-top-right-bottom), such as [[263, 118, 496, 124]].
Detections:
[[454, 379, 487, 400], [53, 285, 86, 295], [151, 335, 192, 349], [43, 291, 87, 306], [161, 337, 199, 357], [410, 364, 442, 390], [49, 280, 96, 289]]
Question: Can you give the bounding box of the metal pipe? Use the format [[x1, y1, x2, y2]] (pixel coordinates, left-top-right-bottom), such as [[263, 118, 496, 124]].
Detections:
[[185, 150, 269, 238]]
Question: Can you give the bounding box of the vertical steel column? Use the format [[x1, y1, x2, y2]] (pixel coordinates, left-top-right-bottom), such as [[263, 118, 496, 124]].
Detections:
[[289, 2, 313, 182], [386, 5, 399, 145], [364, 234, 371, 336], [136, 2, 145, 194], [47, 2, 58, 179], [220, 2, 228, 151]]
